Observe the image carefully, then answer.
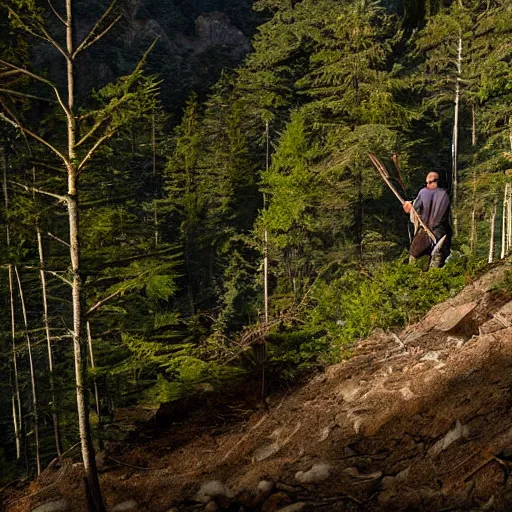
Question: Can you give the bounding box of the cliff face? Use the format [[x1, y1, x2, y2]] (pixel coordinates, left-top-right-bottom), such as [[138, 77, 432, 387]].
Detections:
[[121, 3, 253, 109], [33, 1, 256, 112]]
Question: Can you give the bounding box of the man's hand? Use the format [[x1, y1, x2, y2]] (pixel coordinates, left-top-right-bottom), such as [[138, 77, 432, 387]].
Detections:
[[403, 201, 413, 214]]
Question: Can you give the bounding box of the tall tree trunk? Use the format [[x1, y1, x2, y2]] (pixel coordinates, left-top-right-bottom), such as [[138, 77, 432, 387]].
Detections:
[[452, 33, 462, 237], [501, 183, 508, 259], [14, 267, 41, 475], [86, 322, 104, 451], [37, 227, 62, 456], [2, 148, 22, 459], [505, 183, 512, 254], [8, 265, 22, 460], [65, 1, 105, 508], [469, 103, 477, 254], [264, 121, 270, 325], [152, 112, 159, 248], [489, 200, 497, 263], [356, 165, 363, 261]]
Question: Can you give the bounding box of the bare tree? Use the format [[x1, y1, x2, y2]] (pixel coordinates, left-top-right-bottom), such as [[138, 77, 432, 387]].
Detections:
[[14, 266, 41, 475], [1, 1, 157, 507], [2, 147, 22, 459]]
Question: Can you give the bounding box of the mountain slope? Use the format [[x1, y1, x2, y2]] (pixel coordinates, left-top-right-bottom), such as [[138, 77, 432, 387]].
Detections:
[[6, 262, 512, 512]]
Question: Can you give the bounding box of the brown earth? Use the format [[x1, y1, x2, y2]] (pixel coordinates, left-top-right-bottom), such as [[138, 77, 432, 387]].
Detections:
[[6, 263, 512, 512]]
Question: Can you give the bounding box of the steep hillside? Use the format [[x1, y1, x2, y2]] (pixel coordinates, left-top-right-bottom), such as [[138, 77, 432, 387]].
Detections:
[[5, 262, 512, 512]]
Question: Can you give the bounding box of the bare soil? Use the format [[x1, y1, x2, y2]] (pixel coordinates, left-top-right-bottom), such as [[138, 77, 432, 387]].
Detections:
[[6, 263, 512, 512]]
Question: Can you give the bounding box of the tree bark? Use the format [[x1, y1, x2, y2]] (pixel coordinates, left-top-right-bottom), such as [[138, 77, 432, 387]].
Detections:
[[86, 321, 104, 450], [66, 0, 105, 508]]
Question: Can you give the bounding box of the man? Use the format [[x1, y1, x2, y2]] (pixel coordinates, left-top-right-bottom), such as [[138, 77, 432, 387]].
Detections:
[[403, 171, 451, 268]]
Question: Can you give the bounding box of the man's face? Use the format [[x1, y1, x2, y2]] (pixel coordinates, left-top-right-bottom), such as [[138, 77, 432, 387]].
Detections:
[[426, 172, 439, 190]]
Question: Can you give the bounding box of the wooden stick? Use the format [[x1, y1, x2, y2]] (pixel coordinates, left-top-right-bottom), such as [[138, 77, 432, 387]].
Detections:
[[368, 154, 437, 243]]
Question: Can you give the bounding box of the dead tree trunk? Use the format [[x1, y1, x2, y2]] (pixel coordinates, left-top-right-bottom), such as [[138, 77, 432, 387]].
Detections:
[[452, 33, 462, 237], [14, 267, 41, 475], [501, 183, 508, 259], [489, 200, 497, 263], [469, 103, 477, 254], [2, 148, 22, 459], [86, 321, 104, 451], [37, 227, 62, 456]]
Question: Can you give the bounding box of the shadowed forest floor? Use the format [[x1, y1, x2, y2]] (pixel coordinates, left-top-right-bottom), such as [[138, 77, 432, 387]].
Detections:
[[5, 263, 512, 512]]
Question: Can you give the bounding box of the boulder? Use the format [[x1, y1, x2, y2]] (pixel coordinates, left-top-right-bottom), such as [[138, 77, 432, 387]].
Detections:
[[31, 500, 68, 512]]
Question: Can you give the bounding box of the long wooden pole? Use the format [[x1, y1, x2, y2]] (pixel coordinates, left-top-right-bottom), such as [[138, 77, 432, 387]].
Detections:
[[368, 153, 436, 242]]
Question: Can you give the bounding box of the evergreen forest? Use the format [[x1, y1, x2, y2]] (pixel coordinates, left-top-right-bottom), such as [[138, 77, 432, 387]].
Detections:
[[1, 0, 512, 507]]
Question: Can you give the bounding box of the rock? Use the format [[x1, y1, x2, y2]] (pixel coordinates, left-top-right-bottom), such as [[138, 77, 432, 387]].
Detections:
[[428, 419, 469, 457], [204, 500, 220, 512], [253, 442, 280, 461], [337, 379, 360, 402], [276, 503, 308, 512], [252, 480, 275, 506], [344, 467, 382, 480], [479, 318, 504, 335], [400, 386, 415, 400], [195, 481, 228, 503], [261, 492, 292, 512], [31, 500, 68, 512], [436, 302, 477, 332], [495, 301, 512, 326], [420, 351, 443, 362], [112, 501, 138, 511], [295, 463, 331, 484], [381, 476, 396, 490], [276, 483, 300, 494], [258, 480, 275, 495], [318, 426, 331, 442]]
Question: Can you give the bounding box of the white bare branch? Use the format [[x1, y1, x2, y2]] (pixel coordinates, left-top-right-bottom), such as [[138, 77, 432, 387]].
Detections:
[[77, 130, 115, 172], [47, 231, 71, 247], [0, 88, 56, 103], [6, 8, 68, 61], [48, 0, 67, 25], [73, 1, 120, 58], [9, 181, 67, 203], [0, 60, 70, 117], [0, 104, 68, 165]]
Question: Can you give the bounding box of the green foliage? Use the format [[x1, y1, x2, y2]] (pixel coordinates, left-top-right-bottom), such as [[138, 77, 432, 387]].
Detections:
[[307, 254, 467, 355]]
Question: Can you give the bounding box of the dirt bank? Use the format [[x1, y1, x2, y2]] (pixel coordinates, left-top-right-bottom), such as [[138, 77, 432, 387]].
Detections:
[[6, 263, 512, 512]]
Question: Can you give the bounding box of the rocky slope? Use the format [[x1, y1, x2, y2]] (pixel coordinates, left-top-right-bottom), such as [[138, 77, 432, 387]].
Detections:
[[6, 262, 512, 512]]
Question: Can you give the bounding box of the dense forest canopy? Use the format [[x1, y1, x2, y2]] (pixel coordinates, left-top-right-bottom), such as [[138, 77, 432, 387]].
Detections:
[[1, 0, 512, 505]]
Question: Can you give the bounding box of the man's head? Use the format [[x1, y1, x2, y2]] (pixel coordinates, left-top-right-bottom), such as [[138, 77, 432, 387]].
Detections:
[[426, 171, 439, 190]]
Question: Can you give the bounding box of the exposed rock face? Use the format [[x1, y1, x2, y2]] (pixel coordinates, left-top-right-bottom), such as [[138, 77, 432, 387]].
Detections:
[[193, 12, 250, 54], [125, 9, 250, 58]]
